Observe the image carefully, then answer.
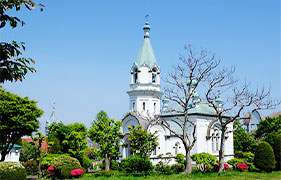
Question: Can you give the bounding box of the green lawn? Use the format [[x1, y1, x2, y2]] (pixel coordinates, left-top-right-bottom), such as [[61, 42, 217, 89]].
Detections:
[[80, 171, 281, 180]]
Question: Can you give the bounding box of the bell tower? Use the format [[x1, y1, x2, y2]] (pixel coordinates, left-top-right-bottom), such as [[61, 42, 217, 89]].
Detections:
[[127, 21, 162, 117]]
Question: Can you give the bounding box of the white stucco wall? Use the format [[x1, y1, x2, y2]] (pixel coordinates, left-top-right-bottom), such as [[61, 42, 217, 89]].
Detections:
[[0, 149, 21, 162]]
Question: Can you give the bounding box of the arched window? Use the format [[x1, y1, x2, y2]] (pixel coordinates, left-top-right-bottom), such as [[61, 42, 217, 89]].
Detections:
[[152, 68, 157, 83], [133, 68, 138, 83], [212, 130, 220, 152], [174, 142, 180, 155]]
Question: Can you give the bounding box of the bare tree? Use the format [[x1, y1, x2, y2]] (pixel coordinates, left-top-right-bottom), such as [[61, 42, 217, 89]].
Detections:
[[205, 67, 280, 173], [155, 44, 220, 174]]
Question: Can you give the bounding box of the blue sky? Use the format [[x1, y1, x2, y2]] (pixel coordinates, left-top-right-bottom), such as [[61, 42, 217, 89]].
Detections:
[[1, 0, 280, 131]]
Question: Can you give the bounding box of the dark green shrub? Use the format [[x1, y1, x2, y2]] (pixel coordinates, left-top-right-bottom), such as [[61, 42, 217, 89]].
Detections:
[[171, 163, 185, 173], [23, 160, 38, 175], [61, 165, 85, 179], [227, 158, 245, 168], [100, 160, 119, 170], [174, 153, 186, 166], [191, 152, 217, 172], [53, 155, 82, 178], [245, 162, 259, 172], [80, 155, 92, 169], [119, 155, 153, 174], [235, 151, 254, 162], [254, 141, 275, 172], [0, 162, 27, 180], [154, 161, 171, 174], [274, 133, 281, 170]]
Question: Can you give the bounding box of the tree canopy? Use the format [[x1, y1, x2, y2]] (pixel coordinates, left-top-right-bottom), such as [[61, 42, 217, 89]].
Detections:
[[88, 110, 122, 171], [0, 0, 44, 83], [255, 116, 281, 147], [0, 86, 43, 161], [127, 125, 158, 158]]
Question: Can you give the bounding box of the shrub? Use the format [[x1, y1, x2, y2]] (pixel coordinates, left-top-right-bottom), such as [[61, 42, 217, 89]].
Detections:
[[174, 153, 186, 166], [52, 155, 82, 178], [237, 163, 248, 171], [171, 163, 185, 173], [214, 163, 229, 172], [23, 160, 38, 175], [0, 162, 27, 180], [274, 133, 281, 170], [155, 161, 171, 174], [235, 151, 254, 162], [227, 158, 245, 168], [41, 153, 69, 170], [191, 152, 217, 173], [71, 169, 84, 178], [119, 155, 153, 174], [244, 162, 259, 172], [254, 141, 275, 172], [80, 155, 92, 169], [61, 165, 84, 179]]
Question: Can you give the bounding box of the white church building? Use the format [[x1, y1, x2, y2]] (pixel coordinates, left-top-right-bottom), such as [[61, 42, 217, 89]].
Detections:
[[120, 21, 234, 164]]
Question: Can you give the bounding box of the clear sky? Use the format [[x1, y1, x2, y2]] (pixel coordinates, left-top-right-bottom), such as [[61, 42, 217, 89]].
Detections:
[[1, 0, 280, 131]]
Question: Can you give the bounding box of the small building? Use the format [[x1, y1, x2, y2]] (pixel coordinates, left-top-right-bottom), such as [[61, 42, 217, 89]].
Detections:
[[0, 144, 23, 162], [242, 110, 265, 133]]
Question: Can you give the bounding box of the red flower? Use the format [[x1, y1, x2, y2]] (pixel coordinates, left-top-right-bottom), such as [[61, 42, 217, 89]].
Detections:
[[237, 163, 248, 171], [224, 164, 229, 170], [46, 165, 55, 175], [71, 169, 84, 176]]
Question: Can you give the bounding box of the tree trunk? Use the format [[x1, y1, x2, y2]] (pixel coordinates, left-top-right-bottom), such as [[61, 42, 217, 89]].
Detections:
[[0, 151, 7, 161], [38, 148, 42, 178], [218, 126, 226, 173], [183, 148, 192, 174], [104, 154, 110, 171]]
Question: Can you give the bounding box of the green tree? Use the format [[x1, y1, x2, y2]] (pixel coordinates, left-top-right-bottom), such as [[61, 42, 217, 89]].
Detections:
[[255, 116, 281, 147], [254, 141, 275, 172], [127, 125, 158, 158], [0, 1, 44, 83], [31, 131, 45, 178], [274, 134, 281, 170], [0, 87, 43, 161], [233, 120, 257, 153], [20, 141, 36, 162], [63, 131, 87, 161], [88, 110, 122, 171]]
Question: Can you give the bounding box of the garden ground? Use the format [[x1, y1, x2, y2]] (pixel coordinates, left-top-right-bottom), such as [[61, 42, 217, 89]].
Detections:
[[79, 170, 281, 180]]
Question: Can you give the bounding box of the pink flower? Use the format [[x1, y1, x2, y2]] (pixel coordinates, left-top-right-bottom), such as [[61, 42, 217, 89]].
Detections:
[[224, 164, 229, 170], [71, 169, 84, 176]]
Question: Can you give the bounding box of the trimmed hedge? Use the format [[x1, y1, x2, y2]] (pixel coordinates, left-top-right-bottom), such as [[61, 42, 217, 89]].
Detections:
[[0, 162, 27, 180], [171, 163, 185, 173], [119, 155, 153, 174], [254, 141, 275, 172], [61, 165, 85, 179], [274, 134, 281, 170]]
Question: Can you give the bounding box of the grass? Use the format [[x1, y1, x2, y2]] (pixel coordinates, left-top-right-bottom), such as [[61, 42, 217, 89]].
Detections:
[[80, 170, 281, 180]]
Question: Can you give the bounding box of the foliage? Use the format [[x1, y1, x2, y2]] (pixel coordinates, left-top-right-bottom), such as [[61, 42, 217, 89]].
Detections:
[[254, 141, 275, 172], [227, 158, 245, 168], [70, 169, 85, 178], [20, 141, 36, 162], [23, 160, 38, 175], [155, 161, 171, 174], [255, 116, 281, 147], [88, 110, 122, 171], [127, 125, 158, 157], [61, 166, 84, 179], [119, 155, 153, 174], [235, 151, 255, 163], [191, 153, 217, 173], [233, 121, 257, 153], [41, 153, 69, 170], [174, 153, 186, 166], [0, 87, 43, 161], [0, 161, 27, 180], [214, 163, 229, 172], [84, 147, 97, 159], [52, 155, 82, 178], [0, 1, 44, 83], [47, 138, 62, 154], [274, 133, 281, 170], [237, 163, 248, 171], [171, 163, 185, 173]]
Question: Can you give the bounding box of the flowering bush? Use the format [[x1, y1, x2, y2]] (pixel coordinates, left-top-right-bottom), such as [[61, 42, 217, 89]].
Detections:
[[0, 162, 26, 180], [71, 169, 84, 177], [237, 163, 248, 171], [46, 165, 55, 175], [214, 163, 229, 171]]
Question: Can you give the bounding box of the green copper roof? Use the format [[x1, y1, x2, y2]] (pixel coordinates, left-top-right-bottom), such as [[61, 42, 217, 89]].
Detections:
[[134, 22, 158, 69]]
